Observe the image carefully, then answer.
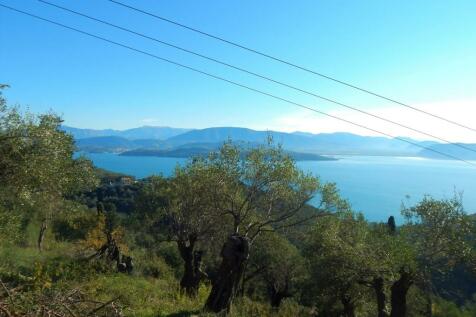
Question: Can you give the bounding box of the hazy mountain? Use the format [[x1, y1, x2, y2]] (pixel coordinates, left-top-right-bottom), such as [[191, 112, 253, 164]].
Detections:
[[418, 143, 476, 160], [118, 126, 191, 140], [164, 127, 289, 146], [164, 127, 434, 156], [62, 126, 191, 140], [75, 136, 163, 153], [70, 126, 451, 158], [62, 127, 120, 139]]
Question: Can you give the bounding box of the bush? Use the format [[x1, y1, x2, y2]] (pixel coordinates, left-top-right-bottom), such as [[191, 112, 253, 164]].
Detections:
[[131, 248, 175, 280], [52, 207, 98, 242], [434, 296, 476, 317], [156, 242, 184, 278], [226, 297, 313, 317], [0, 208, 23, 244]]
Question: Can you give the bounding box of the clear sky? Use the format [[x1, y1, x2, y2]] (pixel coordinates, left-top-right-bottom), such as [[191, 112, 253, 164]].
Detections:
[[1, 0, 476, 142]]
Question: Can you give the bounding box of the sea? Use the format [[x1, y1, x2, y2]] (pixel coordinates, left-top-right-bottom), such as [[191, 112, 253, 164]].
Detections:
[[82, 153, 476, 223]]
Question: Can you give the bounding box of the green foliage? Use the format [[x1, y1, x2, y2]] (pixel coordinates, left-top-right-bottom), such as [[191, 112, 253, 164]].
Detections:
[[434, 296, 476, 317], [400, 194, 474, 309], [137, 253, 175, 279], [402, 195, 473, 271], [134, 175, 168, 220], [208, 140, 321, 237], [304, 212, 372, 311], [0, 104, 97, 201], [156, 242, 185, 278], [0, 89, 99, 250], [246, 232, 308, 303], [0, 207, 23, 244], [51, 201, 98, 241], [72, 177, 140, 214]]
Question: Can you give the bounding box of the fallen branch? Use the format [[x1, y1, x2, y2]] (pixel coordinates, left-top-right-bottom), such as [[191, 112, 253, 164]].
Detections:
[[87, 297, 121, 316]]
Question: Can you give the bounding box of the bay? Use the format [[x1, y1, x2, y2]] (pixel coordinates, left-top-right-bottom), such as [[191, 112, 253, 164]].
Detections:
[[83, 153, 476, 223]]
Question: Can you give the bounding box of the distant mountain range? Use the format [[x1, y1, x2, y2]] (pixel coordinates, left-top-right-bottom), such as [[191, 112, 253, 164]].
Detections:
[[64, 125, 476, 160], [62, 126, 191, 140]]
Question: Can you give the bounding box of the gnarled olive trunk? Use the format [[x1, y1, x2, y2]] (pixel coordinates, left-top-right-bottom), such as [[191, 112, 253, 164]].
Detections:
[[390, 271, 413, 317], [373, 277, 388, 317], [37, 219, 48, 252], [424, 295, 433, 317], [177, 239, 205, 296], [341, 294, 356, 317], [423, 290, 433, 317], [421, 277, 433, 317], [205, 234, 250, 313], [268, 284, 291, 308]]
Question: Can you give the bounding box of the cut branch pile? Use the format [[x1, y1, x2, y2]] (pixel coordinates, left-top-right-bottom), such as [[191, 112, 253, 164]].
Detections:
[[0, 280, 123, 317]]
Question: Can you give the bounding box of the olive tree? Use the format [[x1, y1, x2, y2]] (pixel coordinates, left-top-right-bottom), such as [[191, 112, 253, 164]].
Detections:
[[304, 210, 418, 317], [136, 159, 225, 296], [363, 195, 475, 317], [364, 219, 416, 317], [0, 89, 98, 250], [304, 212, 373, 317], [244, 232, 308, 307], [398, 195, 474, 317], [202, 141, 341, 313]]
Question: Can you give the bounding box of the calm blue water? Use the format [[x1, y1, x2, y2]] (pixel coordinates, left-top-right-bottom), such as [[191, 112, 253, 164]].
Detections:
[[84, 153, 476, 223]]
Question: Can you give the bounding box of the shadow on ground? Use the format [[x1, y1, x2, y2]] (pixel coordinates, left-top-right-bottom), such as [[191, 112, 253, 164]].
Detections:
[[165, 310, 201, 317]]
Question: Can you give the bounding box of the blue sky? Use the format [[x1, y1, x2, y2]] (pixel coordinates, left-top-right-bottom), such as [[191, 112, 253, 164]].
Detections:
[[1, 0, 476, 142]]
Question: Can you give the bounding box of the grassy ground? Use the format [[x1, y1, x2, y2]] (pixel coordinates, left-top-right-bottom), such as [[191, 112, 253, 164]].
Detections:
[[1, 225, 475, 316], [0, 233, 310, 317]]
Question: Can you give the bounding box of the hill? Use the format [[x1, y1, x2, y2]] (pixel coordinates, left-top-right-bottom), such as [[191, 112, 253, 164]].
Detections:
[[62, 125, 191, 140], [75, 136, 163, 153]]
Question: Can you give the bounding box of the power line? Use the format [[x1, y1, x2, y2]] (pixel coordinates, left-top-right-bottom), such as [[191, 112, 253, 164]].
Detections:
[[35, 0, 476, 155], [106, 0, 476, 134], [1, 3, 475, 168]]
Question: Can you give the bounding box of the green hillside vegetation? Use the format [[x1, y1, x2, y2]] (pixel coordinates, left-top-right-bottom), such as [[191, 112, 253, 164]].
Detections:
[[1, 89, 476, 316]]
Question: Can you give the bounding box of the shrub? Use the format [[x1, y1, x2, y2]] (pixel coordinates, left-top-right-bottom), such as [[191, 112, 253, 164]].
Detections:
[[52, 206, 97, 242]]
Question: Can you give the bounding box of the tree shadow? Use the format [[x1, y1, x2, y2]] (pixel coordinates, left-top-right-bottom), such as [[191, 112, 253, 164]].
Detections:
[[165, 310, 201, 317]]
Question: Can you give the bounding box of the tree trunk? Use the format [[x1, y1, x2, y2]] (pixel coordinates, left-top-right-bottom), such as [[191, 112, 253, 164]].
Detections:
[[341, 294, 356, 317], [269, 287, 290, 308], [390, 270, 413, 317], [177, 240, 203, 296], [268, 280, 290, 307], [424, 295, 433, 317], [37, 219, 48, 252], [422, 279, 433, 317], [270, 291, 286, 308], [205, 234, 250, 313], [373, 277, 388, 317]]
